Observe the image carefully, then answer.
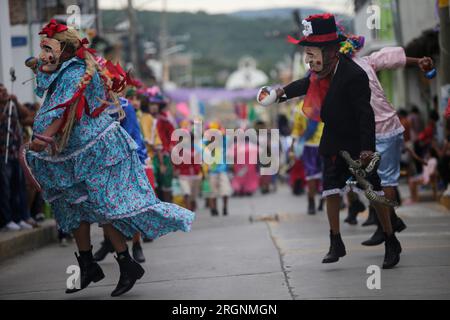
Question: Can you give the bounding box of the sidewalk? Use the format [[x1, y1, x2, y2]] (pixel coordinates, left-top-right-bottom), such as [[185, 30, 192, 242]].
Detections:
[[0, 219, 57, 263], [0, 183, 448, 299]]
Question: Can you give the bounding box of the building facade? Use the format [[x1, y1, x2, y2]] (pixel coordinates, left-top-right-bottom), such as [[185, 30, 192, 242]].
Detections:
[[0, 0, 99, 103], [353, 0, 439, 115]]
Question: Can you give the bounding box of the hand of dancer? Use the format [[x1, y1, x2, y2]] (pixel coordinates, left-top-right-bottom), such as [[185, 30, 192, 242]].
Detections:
[[160, 163, 167, 174], [418, 57, 433, 73], [257, 87, 284, 106], [359, 151, 374, 167], [30, 138, 47, 152]]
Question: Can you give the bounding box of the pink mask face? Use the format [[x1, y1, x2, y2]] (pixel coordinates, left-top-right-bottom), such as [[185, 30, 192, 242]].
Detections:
[[39, 38, 62, 72], [304, 47, 324, 73]]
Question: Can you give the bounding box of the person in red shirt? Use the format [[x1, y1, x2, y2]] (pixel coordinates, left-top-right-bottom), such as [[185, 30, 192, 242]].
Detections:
[[418, 110, 440, 145], [148, 93, 176, 202], [174, 132, 202, 211]]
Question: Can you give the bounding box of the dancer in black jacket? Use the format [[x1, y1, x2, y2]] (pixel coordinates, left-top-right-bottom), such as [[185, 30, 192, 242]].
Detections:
[[258, 14, 401, 269]]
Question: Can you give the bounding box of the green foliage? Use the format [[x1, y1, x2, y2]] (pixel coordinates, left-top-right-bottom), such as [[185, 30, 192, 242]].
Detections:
[[102, 10, 297, 85]]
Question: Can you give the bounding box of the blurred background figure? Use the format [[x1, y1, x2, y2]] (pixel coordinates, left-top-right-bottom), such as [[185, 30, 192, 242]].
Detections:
[[231, 135, 260, 196], [0, 84, 37, 231], [204, 122, 232, 216]]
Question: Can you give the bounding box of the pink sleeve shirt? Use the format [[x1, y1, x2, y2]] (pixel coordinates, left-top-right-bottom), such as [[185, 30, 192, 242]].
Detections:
[[353, 47, 407, 139]]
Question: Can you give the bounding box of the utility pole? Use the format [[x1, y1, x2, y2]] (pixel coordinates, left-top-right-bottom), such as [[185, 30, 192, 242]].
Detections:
[[127, 0, 140, 78], [94, 0, 102, 35], [160, 0, 169, 87]]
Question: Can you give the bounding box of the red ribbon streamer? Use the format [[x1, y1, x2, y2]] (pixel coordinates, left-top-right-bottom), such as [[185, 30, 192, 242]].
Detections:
[[76, 38, 97, 59]]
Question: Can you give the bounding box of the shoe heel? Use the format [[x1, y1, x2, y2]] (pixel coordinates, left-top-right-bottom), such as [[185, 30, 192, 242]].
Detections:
[[396, 223, 406, 233], [92, 268, 105, 283], [136, 266, 145, 279]]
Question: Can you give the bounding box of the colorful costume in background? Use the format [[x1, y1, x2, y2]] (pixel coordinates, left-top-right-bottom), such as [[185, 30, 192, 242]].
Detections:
[[291, 102, 324, 182], [26, 36, 194, 239], [110, 97, 156, 189], [140, 110, 162, 189], [110, 97, 148, 164], [230, 140, 260, 195], [205, 134, 232, 199], [154, 111, 176, 193], [175, 144, 202, 203]]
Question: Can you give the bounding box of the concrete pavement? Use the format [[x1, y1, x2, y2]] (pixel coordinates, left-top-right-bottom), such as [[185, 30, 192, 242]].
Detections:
[[0, 184, 449, 300]]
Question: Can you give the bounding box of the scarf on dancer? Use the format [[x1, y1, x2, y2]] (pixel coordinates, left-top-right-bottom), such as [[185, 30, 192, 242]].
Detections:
[[302, 45, 339, 122]]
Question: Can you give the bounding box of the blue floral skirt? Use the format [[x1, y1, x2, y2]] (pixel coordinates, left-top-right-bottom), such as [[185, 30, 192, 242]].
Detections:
[[27, 122, 195, 238]]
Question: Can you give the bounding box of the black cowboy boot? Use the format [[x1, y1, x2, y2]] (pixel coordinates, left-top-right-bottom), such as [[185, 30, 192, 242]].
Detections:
[[93, 238, 114, 262], [132, 241, 146, 263], [362, 211, 407, 246], [382, 233, 402, 269], [362, 224, 385, 246], [391, 211, 407, 233], [308, 197, 316, 215], [322, 231, 346, 263], [111, 249, 145, 297], [66, 247, 105, 294], [344, 198, 366, 225], [362, 205, 377, 226]]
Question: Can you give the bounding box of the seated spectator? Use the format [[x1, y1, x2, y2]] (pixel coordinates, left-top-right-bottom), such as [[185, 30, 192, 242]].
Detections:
[[408, 147, 439, 203], [0, 84, 36, 231], [433, 118, 450, 196], [413, 110, 440, 175]]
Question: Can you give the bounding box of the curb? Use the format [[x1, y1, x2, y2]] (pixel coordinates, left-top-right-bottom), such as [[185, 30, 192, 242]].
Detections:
[[440, 195, 450, 210], [0, 219, 58, 263]]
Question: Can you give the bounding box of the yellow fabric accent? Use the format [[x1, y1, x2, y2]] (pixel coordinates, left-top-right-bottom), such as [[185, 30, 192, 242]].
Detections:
[[292, 109, 307, 138], [140, 113, 162, 158], [438, 0, 449, 8], [291, 101, 324, 146]]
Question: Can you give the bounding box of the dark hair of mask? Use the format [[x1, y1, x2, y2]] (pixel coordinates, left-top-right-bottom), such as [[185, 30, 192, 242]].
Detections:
[[321, 44, 340, 56], [58, 42, 77, 63]]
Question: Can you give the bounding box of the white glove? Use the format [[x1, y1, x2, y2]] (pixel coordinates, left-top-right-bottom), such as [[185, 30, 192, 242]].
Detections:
[[257, 86, 278, 107]]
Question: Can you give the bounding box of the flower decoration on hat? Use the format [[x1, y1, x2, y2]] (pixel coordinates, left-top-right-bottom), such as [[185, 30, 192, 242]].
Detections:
[[302, 20, 313, 37]]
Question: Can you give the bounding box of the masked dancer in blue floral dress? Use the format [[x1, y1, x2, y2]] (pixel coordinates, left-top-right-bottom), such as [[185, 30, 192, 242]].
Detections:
[[23, 20, 195, 297]]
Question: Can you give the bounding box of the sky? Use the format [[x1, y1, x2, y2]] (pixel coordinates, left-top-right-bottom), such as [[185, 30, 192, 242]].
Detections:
[[99, 0, 355, 15]]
